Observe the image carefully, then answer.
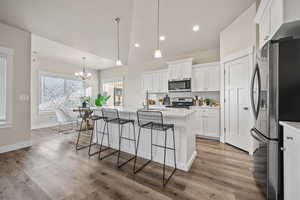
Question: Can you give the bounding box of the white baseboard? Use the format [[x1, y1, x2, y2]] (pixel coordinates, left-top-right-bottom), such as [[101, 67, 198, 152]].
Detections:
[[0, 140, 32, 154], [181, 150, 197, 172]]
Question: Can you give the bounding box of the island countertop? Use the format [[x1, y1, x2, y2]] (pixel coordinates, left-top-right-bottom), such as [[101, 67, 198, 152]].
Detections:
[[90, 105, 197, 171], [91, 106, 195, 118]]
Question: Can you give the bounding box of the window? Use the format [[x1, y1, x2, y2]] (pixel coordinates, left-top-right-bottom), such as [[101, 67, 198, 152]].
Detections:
[[0, 47, 13, 127], [102, 78, 123, 106], [39, 73, 87, 112], [0, 54, 7, 121]]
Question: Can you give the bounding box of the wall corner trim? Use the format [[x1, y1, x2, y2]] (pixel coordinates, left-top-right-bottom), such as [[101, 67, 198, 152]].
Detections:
[[0, 140, 32, 154], [220, 46, 255, 64]]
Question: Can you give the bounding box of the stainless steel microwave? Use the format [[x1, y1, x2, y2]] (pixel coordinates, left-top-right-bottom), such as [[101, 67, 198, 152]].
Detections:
[[168, 79, 191, 92]]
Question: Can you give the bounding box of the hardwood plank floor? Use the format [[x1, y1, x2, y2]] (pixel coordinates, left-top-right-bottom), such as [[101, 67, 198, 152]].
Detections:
[[0, 127, 265, 200]]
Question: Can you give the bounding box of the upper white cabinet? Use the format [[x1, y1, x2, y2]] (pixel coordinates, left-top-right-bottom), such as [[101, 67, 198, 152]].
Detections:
[[192, 62, 220, 92], [167, 58, 193, 80], [142, 69, 168, 93], [256, 0, 300, 48]]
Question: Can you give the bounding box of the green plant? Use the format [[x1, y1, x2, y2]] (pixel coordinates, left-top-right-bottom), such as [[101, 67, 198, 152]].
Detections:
[[203, 98, 211, 105], [95, 93, 110, 107]]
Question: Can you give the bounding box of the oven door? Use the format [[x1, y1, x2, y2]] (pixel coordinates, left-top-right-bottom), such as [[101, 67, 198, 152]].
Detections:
[[251, 128, 278, 200], [168, 79, 191, 92]]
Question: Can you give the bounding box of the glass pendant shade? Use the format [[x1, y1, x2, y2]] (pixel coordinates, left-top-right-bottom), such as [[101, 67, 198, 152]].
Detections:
[[154, 49, 162, 58], [116, 59, 122, 66]]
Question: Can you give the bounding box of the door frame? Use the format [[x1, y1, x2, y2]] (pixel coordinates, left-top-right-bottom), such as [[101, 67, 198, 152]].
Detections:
[[220, 46, 256, 154]]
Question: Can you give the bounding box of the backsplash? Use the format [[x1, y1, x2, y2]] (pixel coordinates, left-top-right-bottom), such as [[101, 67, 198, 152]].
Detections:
[[148, 91, 220, 105]]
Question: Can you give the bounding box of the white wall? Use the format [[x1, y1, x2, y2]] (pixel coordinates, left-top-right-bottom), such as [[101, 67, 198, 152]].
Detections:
[[220, 3, 258, 59], [31, 56, 99, 129], [99, 48, 220, 106], [0, 22, 31, 148], [219, 3, 257, 145]]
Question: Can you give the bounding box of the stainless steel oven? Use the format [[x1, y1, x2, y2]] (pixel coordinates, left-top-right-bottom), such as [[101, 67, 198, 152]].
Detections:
[[168, 79, 191, 92]]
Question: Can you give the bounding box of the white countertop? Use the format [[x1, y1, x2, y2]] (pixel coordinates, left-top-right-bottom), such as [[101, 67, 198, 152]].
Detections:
[[190, 106, 220, 110], [279, 121, 300, 133], [91, 106, 195, 118]]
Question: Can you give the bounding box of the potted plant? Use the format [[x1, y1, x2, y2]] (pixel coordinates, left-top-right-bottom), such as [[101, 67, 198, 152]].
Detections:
[[203, 98, 211, 106], [95, 93, 110, 107], [81, 96, 91, 108]]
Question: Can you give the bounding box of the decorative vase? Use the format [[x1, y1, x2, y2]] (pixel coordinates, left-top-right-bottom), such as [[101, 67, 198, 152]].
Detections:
[[82, 102, 87, 108]]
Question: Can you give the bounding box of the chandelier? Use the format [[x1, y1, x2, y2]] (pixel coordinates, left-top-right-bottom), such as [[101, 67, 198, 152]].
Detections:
[[75, 57, 92, 80]]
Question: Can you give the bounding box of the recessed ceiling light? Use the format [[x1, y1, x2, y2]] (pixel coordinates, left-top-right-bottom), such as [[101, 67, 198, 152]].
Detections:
[[193, 25, 200, 32], [159, 35, 166, 41], [134, 43, 140, 48]]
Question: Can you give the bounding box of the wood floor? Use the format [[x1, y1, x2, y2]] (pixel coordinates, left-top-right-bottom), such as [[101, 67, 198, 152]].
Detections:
[[0, 127, 265, 200]]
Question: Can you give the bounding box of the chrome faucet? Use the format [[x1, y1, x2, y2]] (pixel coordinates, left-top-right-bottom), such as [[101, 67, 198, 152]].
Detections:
[[145, 90, 149, 110]]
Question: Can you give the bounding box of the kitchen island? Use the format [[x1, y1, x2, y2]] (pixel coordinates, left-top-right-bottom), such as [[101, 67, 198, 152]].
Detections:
[[92, 106, 197, 172]]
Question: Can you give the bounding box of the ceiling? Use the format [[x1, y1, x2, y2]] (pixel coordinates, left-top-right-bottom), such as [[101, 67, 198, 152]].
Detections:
[[0, 0, 255, 68]]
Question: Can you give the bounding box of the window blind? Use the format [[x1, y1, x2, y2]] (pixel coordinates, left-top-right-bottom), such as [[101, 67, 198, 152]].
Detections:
[[0, 55, 7, 121]]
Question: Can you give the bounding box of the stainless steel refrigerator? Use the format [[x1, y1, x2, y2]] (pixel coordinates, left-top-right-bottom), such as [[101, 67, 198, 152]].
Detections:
[[250, 38, 300, 200]]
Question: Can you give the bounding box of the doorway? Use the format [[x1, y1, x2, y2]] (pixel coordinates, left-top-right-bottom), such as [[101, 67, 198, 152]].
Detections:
[[224, 55, 253, 152]]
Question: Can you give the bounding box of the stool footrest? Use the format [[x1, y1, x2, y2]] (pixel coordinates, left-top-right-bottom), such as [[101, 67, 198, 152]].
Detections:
[[118, 155, 136, 168], [99, 148, 119, 160], [163, 168, 177, 186], [134, 159, 152, 174], [120, 136, 136, 142], [152, 144, 175, 151]]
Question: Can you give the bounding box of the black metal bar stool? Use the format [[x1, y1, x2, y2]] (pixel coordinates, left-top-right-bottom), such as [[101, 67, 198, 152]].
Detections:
[[75, 107, 104, 157], [134, 110, 177, 186], [99, 108, 137, 168], [88, 110, 106, 157]]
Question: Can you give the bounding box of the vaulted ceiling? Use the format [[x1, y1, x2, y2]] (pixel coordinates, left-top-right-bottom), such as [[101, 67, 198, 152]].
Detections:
[[0, 0, 255, 69]]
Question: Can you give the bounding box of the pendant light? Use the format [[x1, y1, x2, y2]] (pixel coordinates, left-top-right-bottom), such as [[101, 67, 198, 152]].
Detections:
[[75, 57, 92, 80], [154, 0, 162, 58], [115, 17, 122, 66]]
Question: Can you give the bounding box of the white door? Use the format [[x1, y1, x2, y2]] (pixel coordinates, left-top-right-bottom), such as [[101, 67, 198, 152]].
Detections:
[[225, 56, 252, 152]]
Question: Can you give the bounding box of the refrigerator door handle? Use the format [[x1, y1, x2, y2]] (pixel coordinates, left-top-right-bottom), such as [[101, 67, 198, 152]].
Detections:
[[250, 64, 261, 119], [250, 128, 269, 144]]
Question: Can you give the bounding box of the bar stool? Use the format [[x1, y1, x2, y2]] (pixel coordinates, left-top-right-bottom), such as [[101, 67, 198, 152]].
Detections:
[[99, 108, 137, 168], [88, 111, 106, 157], [75, 107, 103, 157], [134, 110, 177, 186]]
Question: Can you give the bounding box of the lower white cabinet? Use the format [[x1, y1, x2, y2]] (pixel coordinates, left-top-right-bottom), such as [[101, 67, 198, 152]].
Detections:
[[282, 123, 300, 200], [192, 108, 220, 138]]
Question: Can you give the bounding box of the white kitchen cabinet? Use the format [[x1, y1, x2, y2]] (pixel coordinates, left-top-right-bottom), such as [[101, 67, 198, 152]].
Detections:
[[142, 69, 168, 93], [192, 62, 220, 92], [167, 58, 193, 80], [192, 108, 220, 139], [256, 0, 300, 49], [280, 122, 300, 200]]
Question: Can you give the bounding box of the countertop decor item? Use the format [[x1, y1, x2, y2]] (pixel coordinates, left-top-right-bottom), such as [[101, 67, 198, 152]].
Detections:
[[95, 93, 110, 107], [81, 96, 91, 108], [203, 98, 211, 106]]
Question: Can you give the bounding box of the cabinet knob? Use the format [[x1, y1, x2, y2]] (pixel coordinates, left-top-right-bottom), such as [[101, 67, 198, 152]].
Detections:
[[280, 147, 286, 151], [286, 136, 294, 140], [243, 107, 249, 110]]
